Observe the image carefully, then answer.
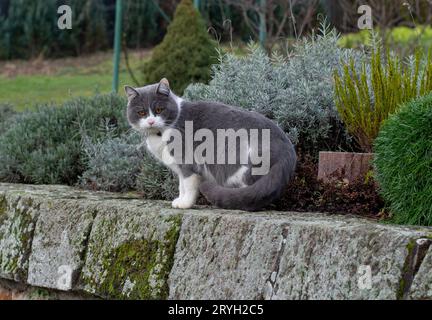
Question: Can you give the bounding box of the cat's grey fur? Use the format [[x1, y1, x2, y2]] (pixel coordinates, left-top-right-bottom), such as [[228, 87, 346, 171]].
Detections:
[[125, 78, 296, 211]]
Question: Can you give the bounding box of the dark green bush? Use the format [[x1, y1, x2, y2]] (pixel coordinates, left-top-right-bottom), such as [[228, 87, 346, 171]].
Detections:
[[0, 94, 128, 185], [142, 0, 217, 94], [374, 93, 432, 226]]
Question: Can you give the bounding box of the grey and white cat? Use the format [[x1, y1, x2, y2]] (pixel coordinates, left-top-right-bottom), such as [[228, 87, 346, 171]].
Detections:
[[125, 78, 296, 211]]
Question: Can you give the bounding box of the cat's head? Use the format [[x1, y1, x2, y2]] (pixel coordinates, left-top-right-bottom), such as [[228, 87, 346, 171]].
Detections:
[[125, 78, 181, 133]]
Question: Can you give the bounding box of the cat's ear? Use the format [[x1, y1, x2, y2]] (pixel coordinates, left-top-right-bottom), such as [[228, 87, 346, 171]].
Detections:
[[124, 86, 139, 101], [157, 78, 170, 96]]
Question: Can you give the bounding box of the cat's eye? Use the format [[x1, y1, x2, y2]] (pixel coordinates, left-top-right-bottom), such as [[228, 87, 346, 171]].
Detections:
[[137, 111, 147, 117], [155, 106, 163, 114]]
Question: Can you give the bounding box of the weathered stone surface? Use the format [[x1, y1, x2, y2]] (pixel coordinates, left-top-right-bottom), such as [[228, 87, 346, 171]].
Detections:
[[0, 184, 139, 288], [0, 183, 432, 300], [27, 200, 96, 290], [270, 216, 428, 299], [409, 240, 432, 299], [169, 212, 432, 300], [79, 200, 182, 299], [169, 212, 298, 299], [0, 191, 41, 281]]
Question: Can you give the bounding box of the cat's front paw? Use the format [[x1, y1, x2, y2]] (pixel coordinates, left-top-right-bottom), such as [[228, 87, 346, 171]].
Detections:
[[171, 197, 182, 208], [171, 198, 194, 209]]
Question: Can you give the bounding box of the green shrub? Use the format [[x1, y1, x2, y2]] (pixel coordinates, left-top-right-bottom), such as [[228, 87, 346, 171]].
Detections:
[[142, 0, 217, 94], [135, 155, 178, 201], [80, 129, 177, 198], [80, 132, 144, 192], [334, 48, 432, 152], [185, 23, 366, 155], [0, 94, 128, 184], [0, 103, 16, 134], [374, 94, 432, 226]]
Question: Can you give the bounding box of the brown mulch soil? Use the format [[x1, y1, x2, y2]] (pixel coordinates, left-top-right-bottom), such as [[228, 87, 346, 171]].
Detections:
[[195, 155, 388, 219], [271, 155, 388, 219]]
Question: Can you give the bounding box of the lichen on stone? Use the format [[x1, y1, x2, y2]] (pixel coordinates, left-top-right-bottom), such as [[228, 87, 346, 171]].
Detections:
[[81, 212, 182, 299], [98, 239, 165, 299], [0, 194, 40, 281]]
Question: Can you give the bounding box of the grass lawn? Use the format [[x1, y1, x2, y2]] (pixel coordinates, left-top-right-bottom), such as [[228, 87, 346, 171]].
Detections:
[[0, 43, 247, 111], [0, 50, 150, 111]]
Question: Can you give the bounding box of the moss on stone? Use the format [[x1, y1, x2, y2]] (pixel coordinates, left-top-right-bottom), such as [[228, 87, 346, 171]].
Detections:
[[95, 215, 182, 299], [99, 239, 159, 299], [0, 195, 39, 281], [0, 194, 6, 224], [397, 239, 416, 299], [159, 215, 182, 298]]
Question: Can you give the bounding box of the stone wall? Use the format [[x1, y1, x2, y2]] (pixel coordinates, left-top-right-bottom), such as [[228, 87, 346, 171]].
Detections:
[[0, 183, 431, 300]]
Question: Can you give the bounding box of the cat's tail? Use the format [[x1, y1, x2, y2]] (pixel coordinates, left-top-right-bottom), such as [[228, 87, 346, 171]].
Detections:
[[199, 154, 297, 211]]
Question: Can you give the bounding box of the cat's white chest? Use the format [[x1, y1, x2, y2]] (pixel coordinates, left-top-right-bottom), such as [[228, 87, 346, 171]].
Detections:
[[146, 133, 165, 160], [146, 130, 179, 173]]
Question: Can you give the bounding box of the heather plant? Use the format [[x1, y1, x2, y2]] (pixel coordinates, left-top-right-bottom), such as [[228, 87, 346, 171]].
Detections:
[[0, 94, 128, 184], [334, 48, 432, 152], [374, 93, 432, 226], [80, 131, 144, 192], [184, 22, 366, 155]]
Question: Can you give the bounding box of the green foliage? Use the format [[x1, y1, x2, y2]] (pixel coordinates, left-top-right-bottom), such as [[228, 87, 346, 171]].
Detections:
[[142, 0, 217, 94], [338, 30, 371, 49], [0, 0, 108, 59], [80, 130, 177, 198], [374, 94, 432, 226], [338, 26, 432, 55], [0, 103, 16, 133], [123, 0, 166, 49], [80, 132, 144, 192], [135, 153, 178, 201], [334, 48, 432, 152], [0, 94, 128, 184]]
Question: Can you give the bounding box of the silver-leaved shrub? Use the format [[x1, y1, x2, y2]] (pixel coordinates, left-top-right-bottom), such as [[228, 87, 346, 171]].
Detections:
[[80, 130, 178, 198], [184, 23, 365, 155], [0, 94, 129, 185], [135, 152, 178, 201], [80, 131, 144, 192]]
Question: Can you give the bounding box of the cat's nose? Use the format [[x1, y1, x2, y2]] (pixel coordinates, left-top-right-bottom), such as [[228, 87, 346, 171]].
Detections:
[[147, 119, 155, 126]]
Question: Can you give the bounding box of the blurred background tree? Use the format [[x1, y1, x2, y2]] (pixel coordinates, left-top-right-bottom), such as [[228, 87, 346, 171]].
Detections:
[[323, 0, 432, 33], [0, 0, 108, 59], [1, 0, 431, 60], [141, 0, 217, 94]]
